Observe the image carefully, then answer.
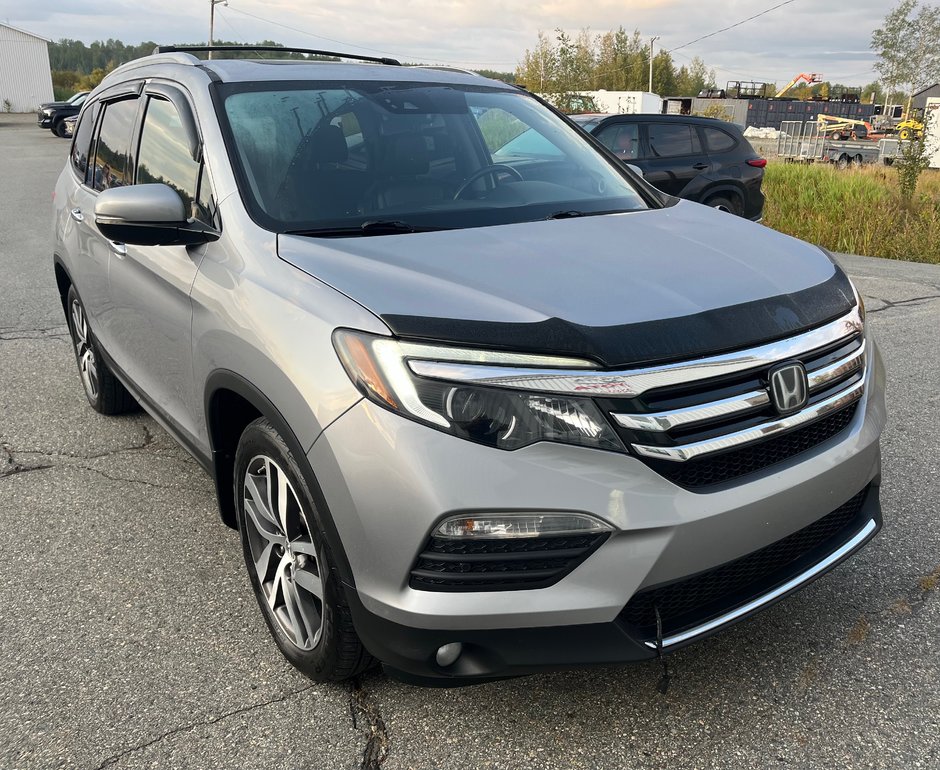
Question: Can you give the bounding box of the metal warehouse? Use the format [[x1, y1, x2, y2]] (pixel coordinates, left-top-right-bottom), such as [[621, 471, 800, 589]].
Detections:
[[0, 22, 54, 112]]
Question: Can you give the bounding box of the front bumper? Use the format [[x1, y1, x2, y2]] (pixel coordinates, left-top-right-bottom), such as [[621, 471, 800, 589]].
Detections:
[[309, 339, 886, 682], [37, 114, 53, 128]]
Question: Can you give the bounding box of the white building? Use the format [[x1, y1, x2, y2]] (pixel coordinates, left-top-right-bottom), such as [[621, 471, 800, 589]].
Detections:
[[0, 22, 54, 112]]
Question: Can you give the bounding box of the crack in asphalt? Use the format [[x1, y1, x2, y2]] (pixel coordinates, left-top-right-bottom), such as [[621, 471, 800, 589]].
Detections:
[[1, 428, 209, 494], [864, 292, 940, 314], [349, 676, 390, 769], [0, 323, 70, 341], [91, 684, 316, 769], [0, 443, 54, 478]]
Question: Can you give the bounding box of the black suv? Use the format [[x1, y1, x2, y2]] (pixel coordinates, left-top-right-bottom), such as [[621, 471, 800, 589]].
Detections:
[[37, 91, 89, 137], [571, 113, 765, 220]]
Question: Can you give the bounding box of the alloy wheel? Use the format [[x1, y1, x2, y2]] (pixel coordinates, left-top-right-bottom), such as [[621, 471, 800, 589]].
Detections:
[[70, 298, 99, 401], [242, 455, 325, 650]]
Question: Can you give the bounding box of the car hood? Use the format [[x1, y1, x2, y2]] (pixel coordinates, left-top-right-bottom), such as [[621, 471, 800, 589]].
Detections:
[[278, 201, 855, 367], [39, 101, 71, 109]]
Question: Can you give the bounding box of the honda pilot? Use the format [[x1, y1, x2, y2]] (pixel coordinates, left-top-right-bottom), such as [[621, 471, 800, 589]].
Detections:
[[52, 46, 885, 685]]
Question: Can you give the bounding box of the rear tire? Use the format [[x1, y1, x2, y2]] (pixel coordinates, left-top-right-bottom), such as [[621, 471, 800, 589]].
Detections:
[[836, 154, 850, 170], [900, 128, 911, 140], [704, 195, 742, 216], [66, 285, 138, 415], [234, 417, 374, 682]]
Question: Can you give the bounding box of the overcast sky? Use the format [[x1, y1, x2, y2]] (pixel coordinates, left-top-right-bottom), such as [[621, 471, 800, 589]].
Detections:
[[0, 0, 890, 86]]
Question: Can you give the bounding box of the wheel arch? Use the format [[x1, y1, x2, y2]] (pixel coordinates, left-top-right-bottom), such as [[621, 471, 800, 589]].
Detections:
[[204, 370, 357, 587], [53, 255, 73, 317], [697, 181, 746, 208]]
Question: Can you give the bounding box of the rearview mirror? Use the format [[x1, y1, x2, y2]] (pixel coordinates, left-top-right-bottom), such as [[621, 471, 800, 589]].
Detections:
[[94, 184, 218, 246]]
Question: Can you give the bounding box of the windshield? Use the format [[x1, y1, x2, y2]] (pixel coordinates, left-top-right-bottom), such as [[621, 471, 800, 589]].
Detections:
[[69, 92, 87, 105], [219, 81, 649, 234]]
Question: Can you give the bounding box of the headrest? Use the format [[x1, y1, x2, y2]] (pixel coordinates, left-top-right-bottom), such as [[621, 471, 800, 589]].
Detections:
[[303, 124, 348, 165], [377, 133, 430, 175]]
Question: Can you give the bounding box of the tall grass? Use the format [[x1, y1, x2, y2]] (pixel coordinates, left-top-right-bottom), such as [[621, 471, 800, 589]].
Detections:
[[762, 163, 940, 264]]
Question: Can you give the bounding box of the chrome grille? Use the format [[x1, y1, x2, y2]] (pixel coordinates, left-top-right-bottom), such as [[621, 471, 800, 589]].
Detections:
[[607, 319, 865, 486]]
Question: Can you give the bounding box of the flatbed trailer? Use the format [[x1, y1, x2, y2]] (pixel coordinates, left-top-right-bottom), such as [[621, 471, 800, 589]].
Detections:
[[777, 121, 901, 166]]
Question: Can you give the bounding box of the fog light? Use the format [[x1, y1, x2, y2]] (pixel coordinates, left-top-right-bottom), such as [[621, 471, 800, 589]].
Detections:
[[435, 512, 611, 539], [435, 642, 463, 667]]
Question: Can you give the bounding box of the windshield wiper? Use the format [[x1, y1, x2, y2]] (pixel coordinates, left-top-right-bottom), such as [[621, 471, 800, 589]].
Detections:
[[284, 220, 441, 238]]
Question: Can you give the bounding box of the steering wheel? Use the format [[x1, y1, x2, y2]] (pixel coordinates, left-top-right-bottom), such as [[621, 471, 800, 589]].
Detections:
[[453, 164, 524, 199]]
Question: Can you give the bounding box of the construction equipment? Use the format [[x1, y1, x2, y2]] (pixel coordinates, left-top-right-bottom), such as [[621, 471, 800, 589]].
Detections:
[[817, 114, 873, 141], [775, 73, 823, 98], [896, 117, 924, 140]]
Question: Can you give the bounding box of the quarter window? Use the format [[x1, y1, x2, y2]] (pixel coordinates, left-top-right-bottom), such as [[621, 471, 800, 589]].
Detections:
[[70, 101, 100, 181], [136, 97, 201, 212], [703, 127, 737, 153], [91, 98, 139, 192], [647, 123, 700, 158]]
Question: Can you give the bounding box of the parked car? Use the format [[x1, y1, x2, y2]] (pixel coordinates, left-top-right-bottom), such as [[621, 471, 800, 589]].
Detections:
[[53, 46, 884, 686], [38, 91, 89, 137], [62, 114, 78, 139], [571, 113, 766, 219]]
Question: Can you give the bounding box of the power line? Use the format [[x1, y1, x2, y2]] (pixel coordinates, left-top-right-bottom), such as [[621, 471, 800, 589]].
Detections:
[[224, 4, 520, 68], [667, 0, 799, 54]]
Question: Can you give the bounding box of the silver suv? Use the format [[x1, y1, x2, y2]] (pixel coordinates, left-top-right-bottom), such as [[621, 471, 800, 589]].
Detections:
[[53, 46, 886, 686]]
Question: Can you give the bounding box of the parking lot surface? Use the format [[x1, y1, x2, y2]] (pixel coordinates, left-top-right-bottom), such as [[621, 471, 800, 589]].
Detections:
[[1, 114, 938, 769]]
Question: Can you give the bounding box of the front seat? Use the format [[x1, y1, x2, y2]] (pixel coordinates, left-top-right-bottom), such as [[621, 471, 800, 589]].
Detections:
[[277, 124, 358, 221], [366, 133, 450, 212]]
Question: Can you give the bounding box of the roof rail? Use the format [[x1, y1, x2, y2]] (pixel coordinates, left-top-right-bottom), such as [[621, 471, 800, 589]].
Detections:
[[153, 45, 400, 66], [414, 65, 482, 78]]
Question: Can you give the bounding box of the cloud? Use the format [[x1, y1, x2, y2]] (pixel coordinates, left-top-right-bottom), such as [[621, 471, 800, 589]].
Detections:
[[0, 0, 890, 84]]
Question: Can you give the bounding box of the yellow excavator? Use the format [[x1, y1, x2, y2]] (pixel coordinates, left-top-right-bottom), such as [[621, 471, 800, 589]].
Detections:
[[775, 73, 823, 98]]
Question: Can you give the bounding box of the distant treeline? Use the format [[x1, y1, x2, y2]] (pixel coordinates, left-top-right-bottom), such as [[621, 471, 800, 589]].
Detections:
[[48, 38, 516, 99]]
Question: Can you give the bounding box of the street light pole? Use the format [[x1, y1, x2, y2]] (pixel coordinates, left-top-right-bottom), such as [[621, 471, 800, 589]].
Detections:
[[209, 0, 227, 59], [648, 36, 660, 93]]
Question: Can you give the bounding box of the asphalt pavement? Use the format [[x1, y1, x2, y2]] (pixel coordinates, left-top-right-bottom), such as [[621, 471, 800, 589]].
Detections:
[[1, 113, 938, 770]]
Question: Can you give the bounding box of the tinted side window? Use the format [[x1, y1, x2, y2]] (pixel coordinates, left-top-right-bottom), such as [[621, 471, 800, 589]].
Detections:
[[70, 101, 100, 181], [595, 123, 639, 159], [91, 98, 139, 192], [647, 123, 700, 158], [136, 97, 200, 212], [703, 127, 737, 153]]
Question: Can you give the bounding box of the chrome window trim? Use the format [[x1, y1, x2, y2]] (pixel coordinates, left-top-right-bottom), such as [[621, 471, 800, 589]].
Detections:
[[642, 517, 878, 650], [407, 307, 863, 397], [631, 379, 864, 462]]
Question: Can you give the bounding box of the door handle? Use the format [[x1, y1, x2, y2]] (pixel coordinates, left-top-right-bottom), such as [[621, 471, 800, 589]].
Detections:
[[70, 208, 84, 222], [692, 163, 709, 170], [109, 241, 127, 258]]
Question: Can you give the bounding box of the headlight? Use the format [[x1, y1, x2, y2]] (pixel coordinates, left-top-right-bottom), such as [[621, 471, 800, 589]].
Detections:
[[333, 330, 624, 453], [42, 108, 54, 115]]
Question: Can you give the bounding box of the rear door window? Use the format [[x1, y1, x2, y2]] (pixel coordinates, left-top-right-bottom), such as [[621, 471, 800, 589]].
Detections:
[[594, 123, 640, 160], [703, 127, 737, 153], [91, 98, 139, 192], [646, 123, 700, 158]]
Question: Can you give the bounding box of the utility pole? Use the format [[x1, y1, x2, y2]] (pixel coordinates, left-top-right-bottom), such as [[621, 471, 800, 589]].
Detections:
[[648, 36, 660, 93], [209, 0, 227, 59]]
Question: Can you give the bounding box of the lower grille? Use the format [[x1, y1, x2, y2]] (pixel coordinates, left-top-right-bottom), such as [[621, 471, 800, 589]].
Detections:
[[619, 486, 870, 636], [410, 533, 608, 592], [645, 402, 858, 488]]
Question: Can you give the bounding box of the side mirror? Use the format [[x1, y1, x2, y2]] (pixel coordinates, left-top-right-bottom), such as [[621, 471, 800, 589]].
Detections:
[[94, 184, 218, 246], [625, 163, 644, 178]]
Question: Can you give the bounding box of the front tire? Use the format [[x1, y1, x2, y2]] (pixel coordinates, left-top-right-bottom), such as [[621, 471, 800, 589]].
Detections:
[[54, 119, 68, 138], [234, 418, 373, 682], [66, 285, 138, 414], [704, 194, 742, 216]]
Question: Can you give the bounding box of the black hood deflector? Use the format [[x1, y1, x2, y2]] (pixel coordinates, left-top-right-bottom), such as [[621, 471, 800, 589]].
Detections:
[[381, 268, 856, 368]]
